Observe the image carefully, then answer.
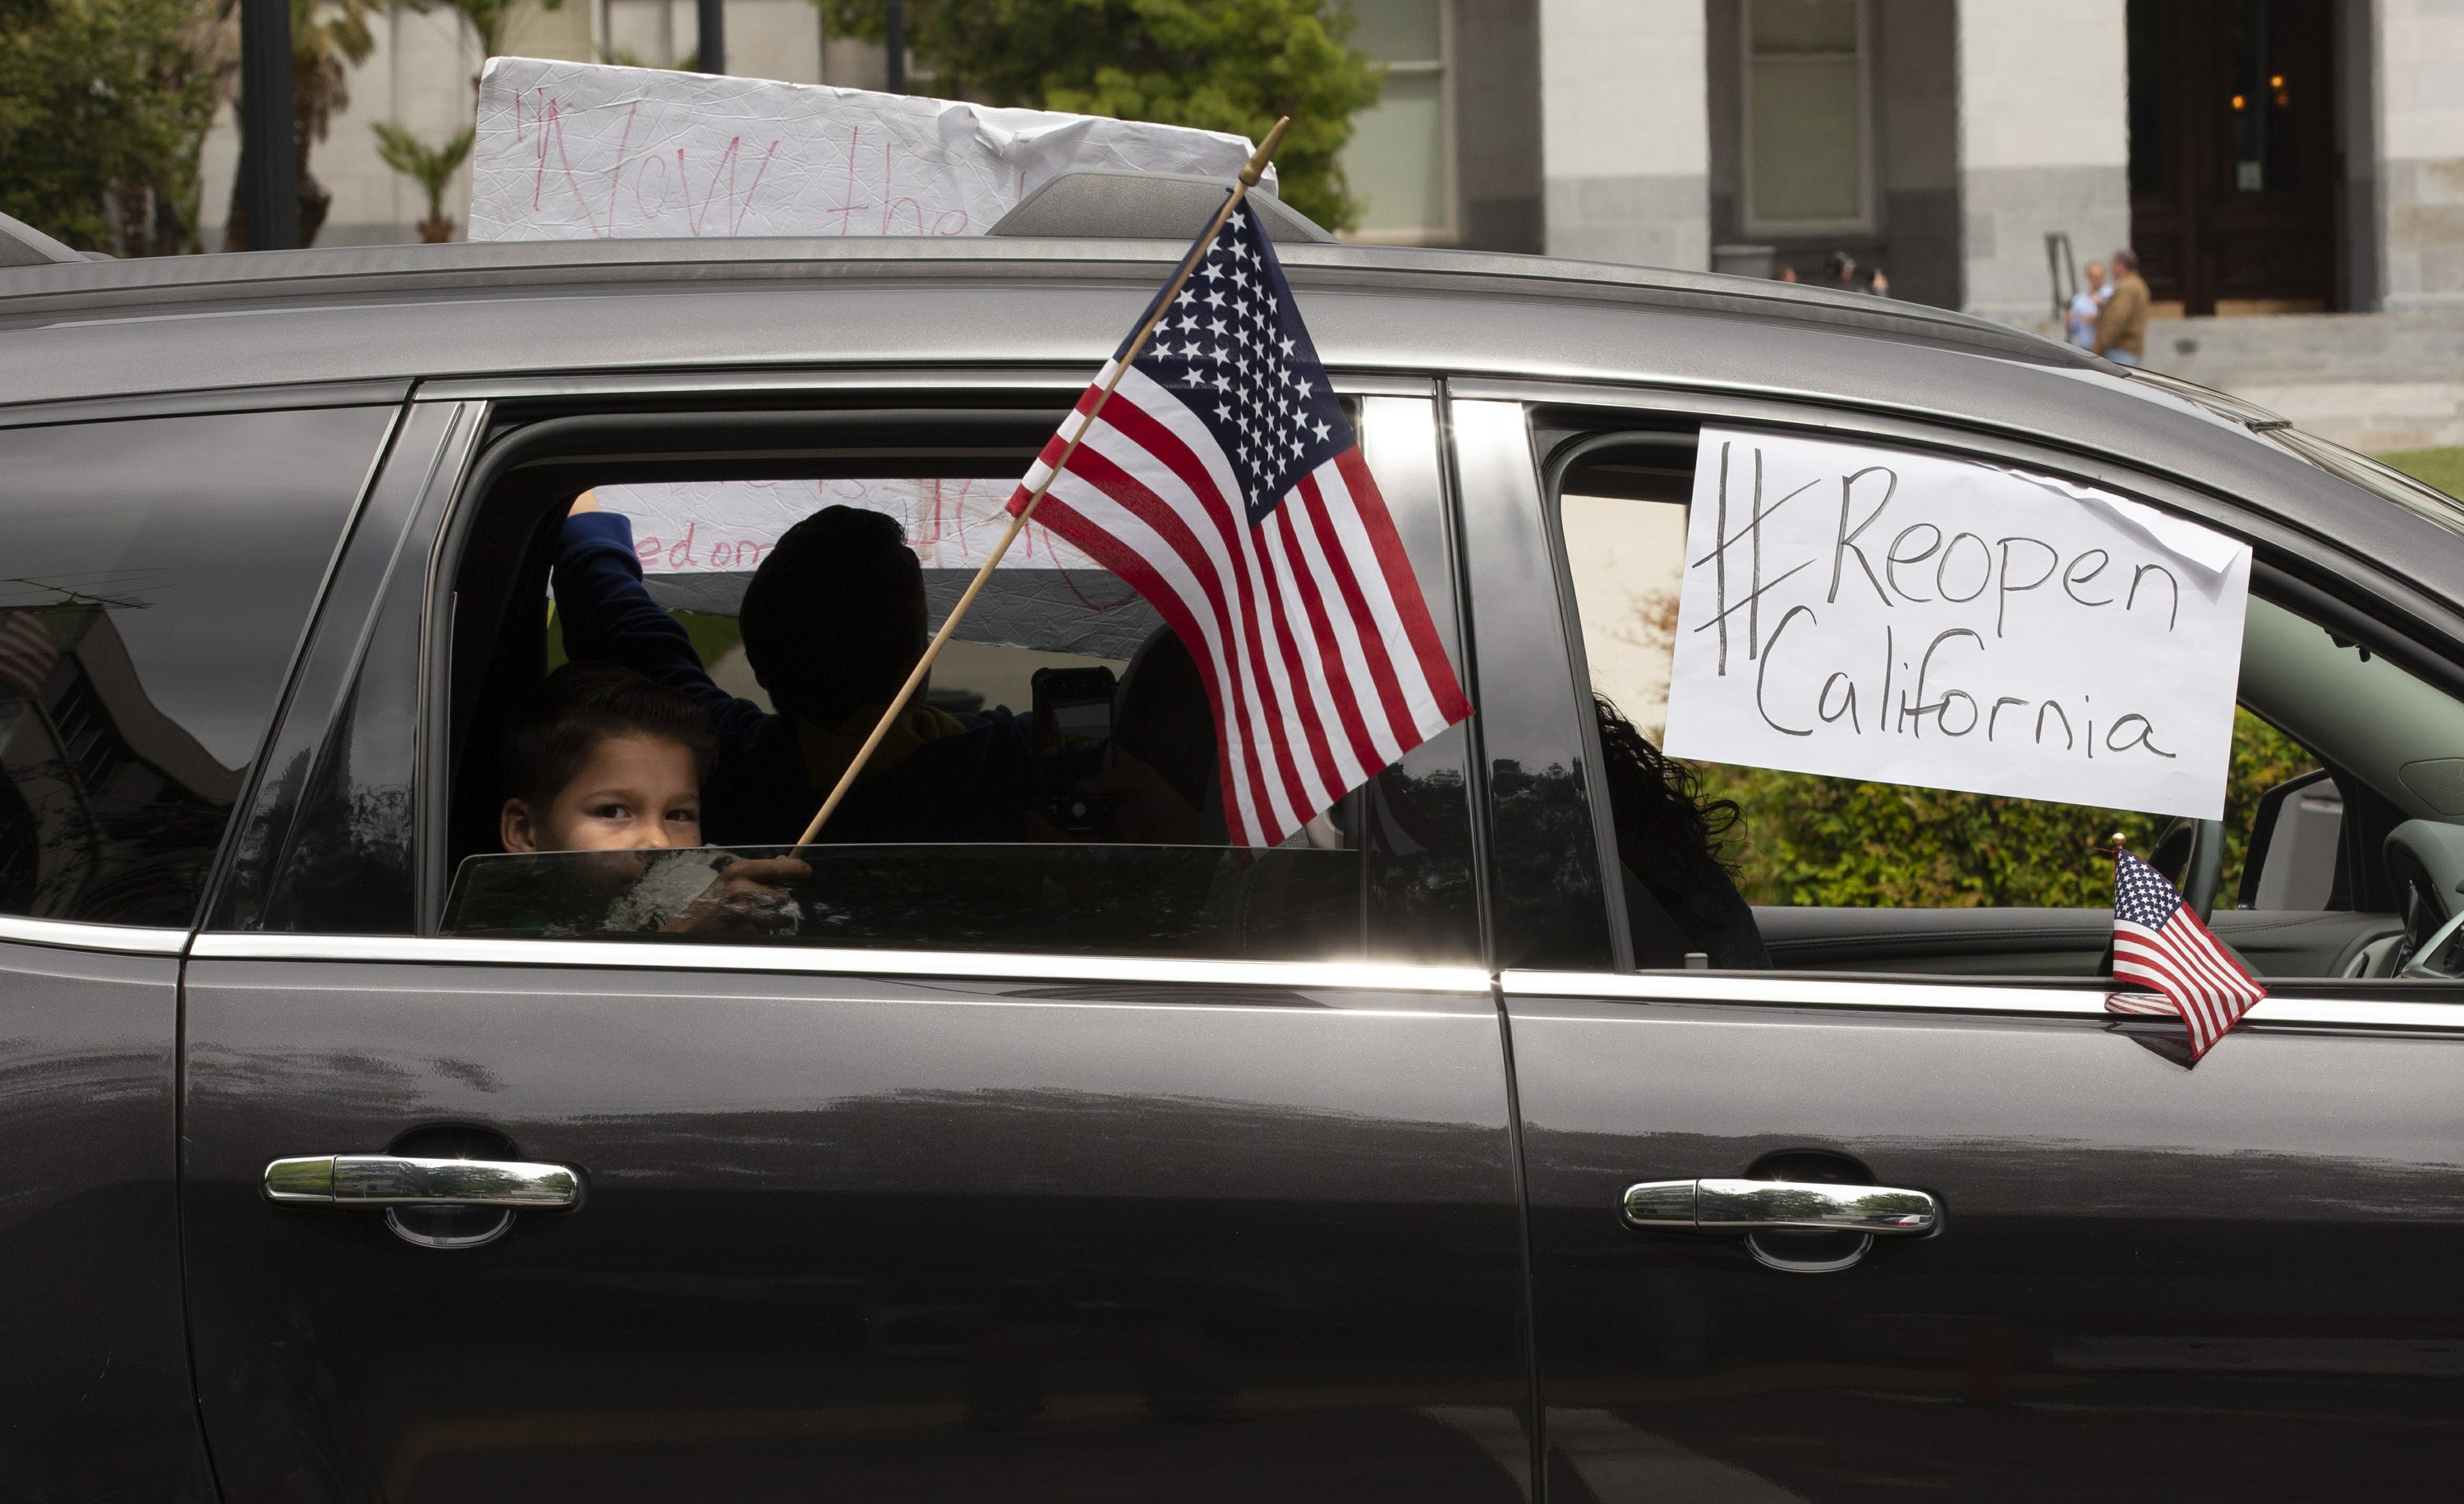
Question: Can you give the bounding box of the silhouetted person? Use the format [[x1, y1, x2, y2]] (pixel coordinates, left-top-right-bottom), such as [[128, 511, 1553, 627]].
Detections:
[[555, 493, 1033, 847], [1593, 695, 1768, 969]]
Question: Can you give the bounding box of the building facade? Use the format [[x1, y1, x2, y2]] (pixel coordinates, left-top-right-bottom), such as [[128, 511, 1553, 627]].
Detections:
[[206, 1, 2464, 441], [1381, 0, 2459, 325]]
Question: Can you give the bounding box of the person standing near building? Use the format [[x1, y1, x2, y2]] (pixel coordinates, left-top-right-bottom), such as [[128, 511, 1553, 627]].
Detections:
[[2068, 260, 2108, 350], [2095, 249, 2149, 366]]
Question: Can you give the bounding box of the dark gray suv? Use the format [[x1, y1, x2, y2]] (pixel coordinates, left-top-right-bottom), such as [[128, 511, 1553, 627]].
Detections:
[[5, 198, 2462, 1502]]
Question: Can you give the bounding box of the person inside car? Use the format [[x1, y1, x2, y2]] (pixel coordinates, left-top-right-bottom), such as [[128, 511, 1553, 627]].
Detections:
[[556, 491, 1036, 847], [1592, 694, 1769, 969], [498, 659, 808, 931]]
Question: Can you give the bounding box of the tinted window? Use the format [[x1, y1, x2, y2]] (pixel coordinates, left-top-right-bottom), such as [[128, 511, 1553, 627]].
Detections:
[[440, 398, 1478, 964], [1549, 425, 2460, 982], [0, 407, 389, 925]]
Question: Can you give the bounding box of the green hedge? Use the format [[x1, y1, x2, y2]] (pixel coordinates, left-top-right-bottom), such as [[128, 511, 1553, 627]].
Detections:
[[1697, 709, 2316, 908]]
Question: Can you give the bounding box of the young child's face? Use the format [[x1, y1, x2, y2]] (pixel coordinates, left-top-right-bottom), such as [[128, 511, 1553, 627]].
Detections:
[[501, 733, 703, 854]]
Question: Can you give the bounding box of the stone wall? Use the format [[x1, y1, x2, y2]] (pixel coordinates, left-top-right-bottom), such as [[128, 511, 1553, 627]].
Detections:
[[2378, 0, 2464, 311], [1956, 0, 2131, 325], [2145, 310, 2464, 452], [1455, 0, 1546, 254], [1539, 0, 1708, 269]]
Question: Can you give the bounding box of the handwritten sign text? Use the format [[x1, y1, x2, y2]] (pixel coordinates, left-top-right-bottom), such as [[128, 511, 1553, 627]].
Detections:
[[1659, 429, 2250, 819]]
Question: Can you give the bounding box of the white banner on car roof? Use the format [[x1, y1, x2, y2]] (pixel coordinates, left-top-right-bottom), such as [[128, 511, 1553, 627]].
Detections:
[[1658, 428, 2251, 821], [467, 57, 1270, 241]]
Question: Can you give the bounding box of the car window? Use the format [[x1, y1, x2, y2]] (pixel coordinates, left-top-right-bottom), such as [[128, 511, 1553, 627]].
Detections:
[[0, 407, 389, 927], [437, 404, 1478, 964], [1549, 426, 2464, 982]]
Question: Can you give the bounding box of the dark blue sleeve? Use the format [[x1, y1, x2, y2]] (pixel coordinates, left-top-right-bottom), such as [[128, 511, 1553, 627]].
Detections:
[[554, 512, 768, 747]]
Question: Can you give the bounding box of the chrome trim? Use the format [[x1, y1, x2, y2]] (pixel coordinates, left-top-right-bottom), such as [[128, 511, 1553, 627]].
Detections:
[[0, 913, 188, 956], [1502, 968, 2464, 1031], [1622, 1178, 1938, 1235], [264, 1154, 580, 1207], [193, 931, 1494, 994], [1747, 1235, 1873, 1275], [415, 369, 1437, 403], [385, 1207, 516, 1250]]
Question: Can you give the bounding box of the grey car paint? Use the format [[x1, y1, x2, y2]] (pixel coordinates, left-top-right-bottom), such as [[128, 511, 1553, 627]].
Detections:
[[5, 236, 2464, 1501], [180, 951, 1531, 1501], [1447, 391, 2464, 1500], [0, 936, 214, 1498]]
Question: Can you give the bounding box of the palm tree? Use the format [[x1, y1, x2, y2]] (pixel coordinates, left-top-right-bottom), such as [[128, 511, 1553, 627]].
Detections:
[[407, 0, 563, 94], [372, 122, 472, 241]]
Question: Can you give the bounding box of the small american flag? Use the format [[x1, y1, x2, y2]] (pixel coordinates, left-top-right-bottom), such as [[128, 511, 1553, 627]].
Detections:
[[2107, 849, 2268, 1060], [1008, 200, 1472, 849]]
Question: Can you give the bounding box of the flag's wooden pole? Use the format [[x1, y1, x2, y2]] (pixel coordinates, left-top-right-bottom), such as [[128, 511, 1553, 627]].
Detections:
[[793, 117, 1291, 849]]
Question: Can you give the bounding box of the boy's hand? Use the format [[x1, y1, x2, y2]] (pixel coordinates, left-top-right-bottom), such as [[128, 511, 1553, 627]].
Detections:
[[660, 856, 811, 933], [569, 490, 603, 516]]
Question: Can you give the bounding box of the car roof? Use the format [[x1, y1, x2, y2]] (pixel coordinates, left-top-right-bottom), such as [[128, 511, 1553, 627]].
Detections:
[[7, 234, 2456, 625], [0, 235, 2094, 400]]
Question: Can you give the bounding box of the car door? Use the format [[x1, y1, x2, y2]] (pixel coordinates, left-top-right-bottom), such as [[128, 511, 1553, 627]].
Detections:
[[0, 395, 398, 1499], [178, 383, 1538, 1502], [1450, 391, 2464, 1502]]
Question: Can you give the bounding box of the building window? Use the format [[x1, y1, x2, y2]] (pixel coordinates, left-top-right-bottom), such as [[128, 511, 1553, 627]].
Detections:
[[1741, 0, 1872, 236], [1340, 0, 1454, 244]]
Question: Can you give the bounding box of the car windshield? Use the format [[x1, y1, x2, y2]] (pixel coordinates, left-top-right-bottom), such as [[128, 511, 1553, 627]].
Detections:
[[2120, 368, 2464, 536], [2259, 425, 2464, 539]]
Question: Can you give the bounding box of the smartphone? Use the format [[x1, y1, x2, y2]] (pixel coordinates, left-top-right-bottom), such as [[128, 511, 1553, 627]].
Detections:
[[1032, 665, 1118, 835]]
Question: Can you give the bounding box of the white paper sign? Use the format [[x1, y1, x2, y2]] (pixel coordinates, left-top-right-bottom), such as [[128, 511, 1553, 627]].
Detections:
[[1659, 428, 2251, 819], [596, 478, 1099, 574], [470, 57, 1269, 241]]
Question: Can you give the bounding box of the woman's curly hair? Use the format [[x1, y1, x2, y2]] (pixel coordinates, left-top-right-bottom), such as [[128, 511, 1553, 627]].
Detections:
[[1591, 692, 1741, 890]]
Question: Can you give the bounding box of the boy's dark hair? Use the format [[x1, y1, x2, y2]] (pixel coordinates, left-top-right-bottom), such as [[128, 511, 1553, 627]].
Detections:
[[738, 504, 928, 727], [503, 660, 718, 811]]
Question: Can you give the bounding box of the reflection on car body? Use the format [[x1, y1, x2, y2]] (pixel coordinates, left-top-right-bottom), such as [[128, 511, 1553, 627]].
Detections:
[[6, 199, 2464, 1502]]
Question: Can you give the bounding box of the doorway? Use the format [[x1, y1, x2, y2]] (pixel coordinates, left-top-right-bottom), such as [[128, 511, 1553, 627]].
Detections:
[[2127, 0, 2338, 315]]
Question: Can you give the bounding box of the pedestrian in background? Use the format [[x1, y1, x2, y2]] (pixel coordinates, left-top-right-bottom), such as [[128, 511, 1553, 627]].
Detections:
[[1821, 251, 1889, 297], [2095, 248, 2149, 366], [2068, 260, 2108, 350]]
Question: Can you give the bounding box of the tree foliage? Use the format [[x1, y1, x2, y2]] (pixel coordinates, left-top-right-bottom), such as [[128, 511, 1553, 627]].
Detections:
[[1699, 709, 2319, 909], [0, 0, 217, 253], [373, 121, 474, 237], [814, 0, 1381, 232]]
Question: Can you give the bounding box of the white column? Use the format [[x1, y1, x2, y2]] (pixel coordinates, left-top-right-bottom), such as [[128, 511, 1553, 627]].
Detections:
[[1955, 0, 2130, 325], [1540, 0, 1709, 269], [2379, 0, 2464, 311]]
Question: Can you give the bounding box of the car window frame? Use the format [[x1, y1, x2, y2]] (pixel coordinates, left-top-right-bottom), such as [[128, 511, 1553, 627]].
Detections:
[[0, 384, 404, 942], [406, 370, 1478, 967], [1483, 376, 2464, 991]]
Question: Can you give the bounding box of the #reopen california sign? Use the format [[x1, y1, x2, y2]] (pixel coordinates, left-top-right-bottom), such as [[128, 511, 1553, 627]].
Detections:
[[1659, 428, 2252, 821]]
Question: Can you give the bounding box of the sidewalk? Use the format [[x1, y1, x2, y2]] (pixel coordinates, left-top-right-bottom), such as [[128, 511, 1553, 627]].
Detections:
[[2134, 310, 2464, 453]]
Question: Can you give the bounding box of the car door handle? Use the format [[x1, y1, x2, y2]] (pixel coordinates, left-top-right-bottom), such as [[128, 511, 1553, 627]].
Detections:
[[263, 1155, 582, 1208], [1622, 1178, 1938, 1235]]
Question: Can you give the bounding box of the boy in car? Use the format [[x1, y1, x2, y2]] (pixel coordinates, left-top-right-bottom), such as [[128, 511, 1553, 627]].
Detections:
[[498, 660, 807, 931]]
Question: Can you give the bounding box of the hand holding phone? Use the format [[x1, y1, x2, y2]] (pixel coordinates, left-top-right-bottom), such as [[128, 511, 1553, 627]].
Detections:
[[1032, 665, 1118, 835]]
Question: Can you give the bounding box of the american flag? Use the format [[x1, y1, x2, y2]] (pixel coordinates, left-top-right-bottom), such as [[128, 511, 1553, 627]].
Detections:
[[0, 609, 57, 697], [2107, 849, 2268, 1060], [1007, 200, 1472, 849]]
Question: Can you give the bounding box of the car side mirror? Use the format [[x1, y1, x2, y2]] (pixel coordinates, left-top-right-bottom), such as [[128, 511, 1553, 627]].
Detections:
[[2240, 770, 2343, 911]]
